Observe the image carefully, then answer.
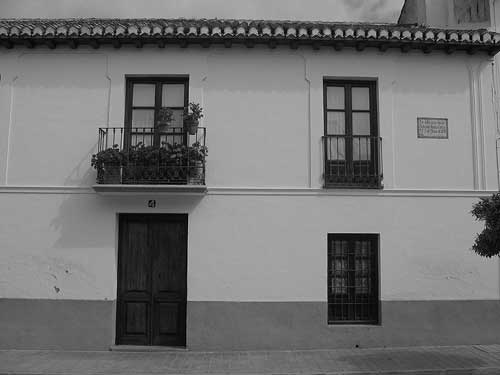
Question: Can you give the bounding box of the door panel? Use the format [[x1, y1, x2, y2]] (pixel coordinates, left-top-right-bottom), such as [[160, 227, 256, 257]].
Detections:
[[150, 217, 187, 346], [117, 217, 151, 345], [116, 214, 187, 346], [124, 302, 149, 335]]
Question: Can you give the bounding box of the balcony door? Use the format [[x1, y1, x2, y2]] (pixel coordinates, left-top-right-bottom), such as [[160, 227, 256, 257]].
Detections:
[[125, 77, 189, 148], [323, 80, 380, 188], [116, 214, 187, 346]]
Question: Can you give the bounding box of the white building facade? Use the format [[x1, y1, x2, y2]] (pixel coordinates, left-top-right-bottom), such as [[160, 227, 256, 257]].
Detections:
[[0, 12, 500, 350]]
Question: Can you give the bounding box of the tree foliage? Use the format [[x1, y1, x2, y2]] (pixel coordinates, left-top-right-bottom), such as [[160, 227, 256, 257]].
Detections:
[[471, 193, 500, 257]]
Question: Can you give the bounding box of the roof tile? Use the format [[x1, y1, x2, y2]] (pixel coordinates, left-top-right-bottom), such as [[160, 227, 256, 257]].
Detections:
[[0, 18, 497, 54]]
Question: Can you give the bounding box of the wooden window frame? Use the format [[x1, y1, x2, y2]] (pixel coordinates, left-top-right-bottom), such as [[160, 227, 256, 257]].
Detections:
[[327, 233, 380, 325], [124, 76, 189, 149], [323, 80, 378, 138], [323, 79, 381, 189]]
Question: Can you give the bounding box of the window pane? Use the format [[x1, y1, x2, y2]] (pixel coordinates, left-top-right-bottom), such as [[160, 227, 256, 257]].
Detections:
[[353, 137, 371, 161], [132, 109, 155, 128], [332, 277, 347, 294], [355, 277, 369, 294], [170, 109, 184, 127], [352, 87, 370, 110], [353, 112, 370, 135], [327, 86, 344, 110], [130, 132, 153, 147], [326, 137, 345, 161], [162, 84, 185, 107], [334, 259, 348, 273], [332, 240, 348, 256], [327, 112, 345, 135], [132, 84, 155, 107], [355, 259, 369, 273], [355, 240, 370, 257]]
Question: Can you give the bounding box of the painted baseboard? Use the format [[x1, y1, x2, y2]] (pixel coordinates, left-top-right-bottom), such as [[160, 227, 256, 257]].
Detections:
[[187, 300, 500, 350], [1, 299, 499, 350], [0, 299, 115, 350]]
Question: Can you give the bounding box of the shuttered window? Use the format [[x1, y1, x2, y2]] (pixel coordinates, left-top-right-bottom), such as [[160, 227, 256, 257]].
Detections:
[[327, 234, 379, 324]]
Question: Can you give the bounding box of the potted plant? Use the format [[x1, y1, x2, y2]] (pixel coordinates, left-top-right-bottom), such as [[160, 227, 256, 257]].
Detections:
[[162, 142, 189, 183], [123, 142, 161, 183], [91, 144, 124, 184], [186, 141, 208, 184], [183, 102, 203, 135], [157, 107, 173, 128]]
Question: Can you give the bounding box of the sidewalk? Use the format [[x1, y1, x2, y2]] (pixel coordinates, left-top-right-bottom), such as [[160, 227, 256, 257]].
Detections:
[[2, 345, 500, 375]]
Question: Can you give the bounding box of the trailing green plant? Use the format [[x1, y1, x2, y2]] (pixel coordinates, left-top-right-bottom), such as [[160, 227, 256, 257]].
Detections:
[[471, 193, 500, 257], [92, 141, 207, 184], [91, 144, 125, 169], [91, 144, 125, 183], [187, 141, 208, 162]]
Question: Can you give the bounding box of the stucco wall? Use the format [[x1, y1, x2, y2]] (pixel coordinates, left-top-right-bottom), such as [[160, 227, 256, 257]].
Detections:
[[0, 192, 498, 301], [0, 47, 497, 190], [0, 45, 498, 349], [0, 47, 498, 300]]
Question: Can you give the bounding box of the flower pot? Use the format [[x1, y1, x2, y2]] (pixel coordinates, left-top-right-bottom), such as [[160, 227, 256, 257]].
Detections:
[[157, 121, 170, 132], [184, 118, 199, 135], [188, 161, 204, 185], [102, 164, 121, 184]]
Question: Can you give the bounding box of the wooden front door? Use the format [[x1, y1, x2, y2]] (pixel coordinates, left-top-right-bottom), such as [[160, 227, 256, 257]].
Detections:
[[116, 214, 187, 346]]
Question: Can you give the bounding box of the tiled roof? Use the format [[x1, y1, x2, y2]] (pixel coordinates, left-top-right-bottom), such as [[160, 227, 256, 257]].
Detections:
[[0, 18, 498, 55]]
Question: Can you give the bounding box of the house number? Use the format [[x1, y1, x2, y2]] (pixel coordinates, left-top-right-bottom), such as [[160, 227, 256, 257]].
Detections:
[[148, 200, 156, 208]]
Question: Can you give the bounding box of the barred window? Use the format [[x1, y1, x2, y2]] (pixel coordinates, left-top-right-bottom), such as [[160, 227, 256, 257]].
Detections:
[[327, 234, 379, 324]]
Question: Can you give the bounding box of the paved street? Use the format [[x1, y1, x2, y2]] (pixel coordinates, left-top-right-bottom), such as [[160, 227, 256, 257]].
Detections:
[[2, 344, 500, 374]]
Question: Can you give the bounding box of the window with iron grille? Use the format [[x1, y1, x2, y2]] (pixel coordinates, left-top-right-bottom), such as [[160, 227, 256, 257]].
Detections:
[[327, 234, 379, 324], [323, 80, 382, 189]]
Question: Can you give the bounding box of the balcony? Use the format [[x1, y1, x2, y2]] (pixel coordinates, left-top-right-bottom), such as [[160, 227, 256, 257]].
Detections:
[[92, 127, 207, 195], [323, 135, 383, 189]]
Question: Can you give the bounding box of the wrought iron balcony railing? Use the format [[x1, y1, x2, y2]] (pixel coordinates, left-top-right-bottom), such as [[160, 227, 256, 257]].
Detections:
[[323, 135, 383, 189], [94, 127, 206, 185]]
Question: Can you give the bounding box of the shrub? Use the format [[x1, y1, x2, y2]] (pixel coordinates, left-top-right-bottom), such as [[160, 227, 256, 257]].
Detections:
[[471, 193, 500, 257]]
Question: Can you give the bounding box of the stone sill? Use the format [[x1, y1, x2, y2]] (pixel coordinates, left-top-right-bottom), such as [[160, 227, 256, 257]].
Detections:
[[109, 345, 188, 352]]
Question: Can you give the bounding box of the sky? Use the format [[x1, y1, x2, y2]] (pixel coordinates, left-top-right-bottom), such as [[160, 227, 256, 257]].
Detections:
[[0, 0, 406, 23]]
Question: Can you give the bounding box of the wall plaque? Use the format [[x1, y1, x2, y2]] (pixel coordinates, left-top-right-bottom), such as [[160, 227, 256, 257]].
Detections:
[[417, 117, 448, 139]]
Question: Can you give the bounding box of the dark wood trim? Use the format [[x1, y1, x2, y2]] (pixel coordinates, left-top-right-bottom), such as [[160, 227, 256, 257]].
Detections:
[[333, 42, 344, 51], [323, 79, 380, 188], [124, 76, 189, 149], [116, 213, 188, 346]]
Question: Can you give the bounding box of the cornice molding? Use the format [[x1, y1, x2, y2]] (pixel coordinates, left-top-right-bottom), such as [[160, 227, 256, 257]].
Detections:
[[0, 185, 496, 197]]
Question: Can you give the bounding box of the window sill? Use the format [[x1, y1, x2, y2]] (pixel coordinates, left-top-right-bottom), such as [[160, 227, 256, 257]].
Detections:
[[328, 321, 381, 326]]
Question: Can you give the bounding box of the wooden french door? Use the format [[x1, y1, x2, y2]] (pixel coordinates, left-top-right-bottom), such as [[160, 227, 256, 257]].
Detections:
[[124, 77, 189, 149], [116, 214, 187, 346]]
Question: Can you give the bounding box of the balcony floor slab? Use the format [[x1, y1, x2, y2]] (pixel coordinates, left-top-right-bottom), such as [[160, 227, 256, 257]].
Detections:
[[92, 184, 207, 196]]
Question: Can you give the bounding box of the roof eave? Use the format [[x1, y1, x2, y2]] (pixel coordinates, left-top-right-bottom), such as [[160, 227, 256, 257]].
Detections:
[[0, 36, 498, 56]]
